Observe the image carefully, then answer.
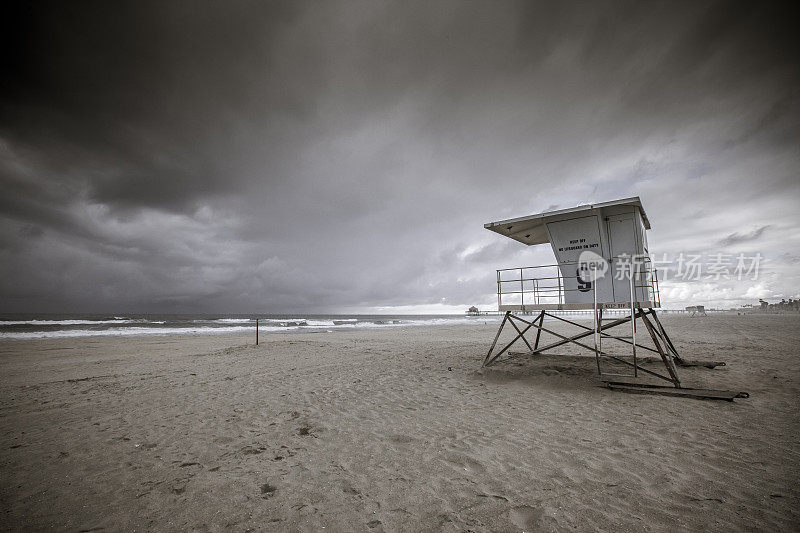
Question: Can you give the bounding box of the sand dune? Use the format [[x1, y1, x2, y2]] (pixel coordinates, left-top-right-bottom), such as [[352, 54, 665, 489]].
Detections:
[[1, 315, 798, 531]]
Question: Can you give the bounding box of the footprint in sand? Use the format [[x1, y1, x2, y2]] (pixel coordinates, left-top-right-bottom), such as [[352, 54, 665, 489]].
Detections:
[[342, 482, 361, 496], [443, 451, 486, 474], [507, 505, 545, 530], [241, 446, 265, 455], [260, 483, 277, 499], [387, 434, 415, 445], [297, 426, 317, 437]]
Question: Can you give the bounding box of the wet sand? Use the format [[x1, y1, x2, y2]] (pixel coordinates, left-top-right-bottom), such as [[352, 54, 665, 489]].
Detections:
[[1, 314, 798, 531]]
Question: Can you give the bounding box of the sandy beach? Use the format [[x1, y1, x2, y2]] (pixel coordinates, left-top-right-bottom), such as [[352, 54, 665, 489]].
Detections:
[[1, 314, 798, 531]]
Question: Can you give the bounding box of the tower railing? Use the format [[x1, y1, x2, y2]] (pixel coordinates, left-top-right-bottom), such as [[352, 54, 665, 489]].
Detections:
[[496, 256, 660, 310]]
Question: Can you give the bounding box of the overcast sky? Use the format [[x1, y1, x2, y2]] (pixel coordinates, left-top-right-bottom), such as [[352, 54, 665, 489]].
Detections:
[[1, 1, 798, 314]]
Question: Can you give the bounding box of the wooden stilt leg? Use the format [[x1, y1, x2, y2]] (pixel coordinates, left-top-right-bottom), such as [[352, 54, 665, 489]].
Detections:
[[649, 309, 681, 359], [640, 312, 681, 386], [485, 317, 539, 367], [533, 310, 544, 351], [483, 312, 510, 366]]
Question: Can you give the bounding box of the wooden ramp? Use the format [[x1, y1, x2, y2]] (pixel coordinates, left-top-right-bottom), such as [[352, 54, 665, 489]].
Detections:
[[676, 359, 726, 369], [603, 380, 749, 401]]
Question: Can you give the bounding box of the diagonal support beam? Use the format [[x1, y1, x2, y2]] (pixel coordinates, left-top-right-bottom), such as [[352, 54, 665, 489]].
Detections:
[[533, 310, 544, 351], [512, 310, 644, 358], [506, 315, 533, 351], [482, 308, 685, 387], [483, 312, 510, 366], [484, 313, 539, 367], [601, 354, 676, 383], [484, 319, 539, 367], [640, 312, 681, 386], [544, 310, 661, 355], [648, 309, 682, 361], [497, 316, 677, 383]]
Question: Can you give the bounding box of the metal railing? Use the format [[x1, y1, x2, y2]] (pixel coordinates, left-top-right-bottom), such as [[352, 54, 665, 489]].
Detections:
[[496, 256, 660, 309]]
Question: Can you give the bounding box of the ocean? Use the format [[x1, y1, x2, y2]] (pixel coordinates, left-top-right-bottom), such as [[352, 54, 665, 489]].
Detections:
[[0, 313, 504, 340]]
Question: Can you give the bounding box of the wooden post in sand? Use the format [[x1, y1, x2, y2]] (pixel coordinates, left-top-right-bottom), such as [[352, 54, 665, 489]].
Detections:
[[256, 319, 259, 345]]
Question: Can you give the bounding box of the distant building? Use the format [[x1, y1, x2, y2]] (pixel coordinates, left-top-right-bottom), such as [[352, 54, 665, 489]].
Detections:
[[467, 306, 480, 315], [759, 298, 800, 313]]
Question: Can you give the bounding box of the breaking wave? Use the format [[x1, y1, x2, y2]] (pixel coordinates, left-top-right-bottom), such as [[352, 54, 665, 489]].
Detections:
[[0, 314, 500, 340]]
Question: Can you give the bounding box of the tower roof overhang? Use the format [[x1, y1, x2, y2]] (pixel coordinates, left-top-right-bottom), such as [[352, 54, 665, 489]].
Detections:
[[484, 196, 650, 246]]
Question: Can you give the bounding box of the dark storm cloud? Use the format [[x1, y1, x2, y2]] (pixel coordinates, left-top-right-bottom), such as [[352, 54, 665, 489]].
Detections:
[[1, 0, 799, 313], [2, 1, 306, 210], [718, 226, 771, 247]]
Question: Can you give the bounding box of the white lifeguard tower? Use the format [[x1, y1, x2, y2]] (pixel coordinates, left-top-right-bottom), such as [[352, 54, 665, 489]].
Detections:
[[482, 197, 746, 400], [686, 305, 708, 317]]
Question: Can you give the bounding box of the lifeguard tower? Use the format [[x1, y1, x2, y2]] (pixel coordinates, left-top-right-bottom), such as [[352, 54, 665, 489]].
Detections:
[[482, 197, 746, 400], [686, 305, 708, 317]]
